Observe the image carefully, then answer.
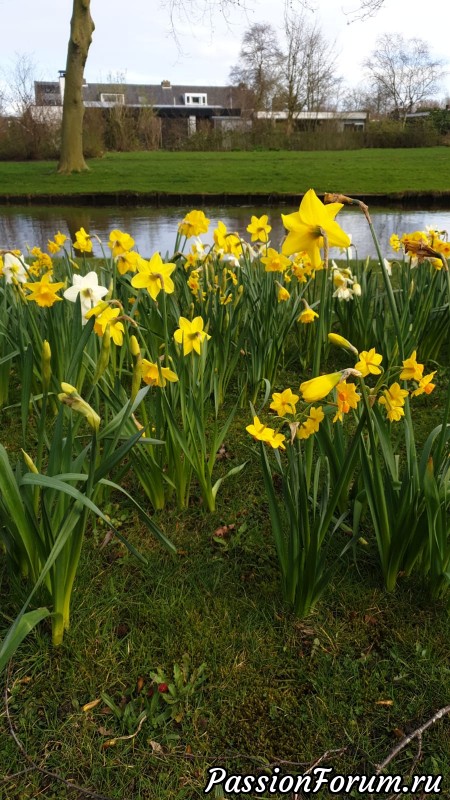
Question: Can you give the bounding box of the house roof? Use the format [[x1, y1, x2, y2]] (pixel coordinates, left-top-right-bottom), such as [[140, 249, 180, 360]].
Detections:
[[255, 111, 368, 121], [34, 80, 241, 110]]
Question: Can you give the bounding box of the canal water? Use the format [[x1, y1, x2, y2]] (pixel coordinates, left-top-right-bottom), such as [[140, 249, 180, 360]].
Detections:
[[1, 204, 450, 260]]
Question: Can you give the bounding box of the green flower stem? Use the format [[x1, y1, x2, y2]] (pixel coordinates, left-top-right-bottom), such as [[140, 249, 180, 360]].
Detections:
[[312, 230, 329, 378], [359, 379, 396, 590]]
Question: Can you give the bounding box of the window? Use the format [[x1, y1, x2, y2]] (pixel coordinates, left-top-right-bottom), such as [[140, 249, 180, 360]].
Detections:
[[184, 93, 207, 106], [99, 93, 125, 105]]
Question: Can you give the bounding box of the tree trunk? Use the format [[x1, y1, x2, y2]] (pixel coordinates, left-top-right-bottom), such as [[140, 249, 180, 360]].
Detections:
[[58, 0, 95, 174]]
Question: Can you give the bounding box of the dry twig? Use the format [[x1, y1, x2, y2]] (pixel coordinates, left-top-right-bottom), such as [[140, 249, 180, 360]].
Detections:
[[376, 704, 450, 774], [2, 663, 114, 800]]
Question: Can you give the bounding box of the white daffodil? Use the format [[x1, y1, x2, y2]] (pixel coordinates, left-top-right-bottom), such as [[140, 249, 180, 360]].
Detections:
[[383, 258, 392, 277], [63, 271, 108, 323], [220, 253, 240, 268], [3, 252, 27, 284], [333, 286, 354, 301]]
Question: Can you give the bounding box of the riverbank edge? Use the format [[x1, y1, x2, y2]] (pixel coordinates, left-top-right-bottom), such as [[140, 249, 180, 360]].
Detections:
[[2, 190, 450, 208]]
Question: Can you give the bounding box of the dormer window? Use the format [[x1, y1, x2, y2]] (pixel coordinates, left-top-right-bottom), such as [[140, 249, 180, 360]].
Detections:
[[99, 93, 125, 104], [184, 93, 207, 106]]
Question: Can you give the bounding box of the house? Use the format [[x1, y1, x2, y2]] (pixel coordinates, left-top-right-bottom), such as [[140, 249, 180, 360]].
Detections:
[[254, 110, 369, 132], [34, 75, 244, 137]]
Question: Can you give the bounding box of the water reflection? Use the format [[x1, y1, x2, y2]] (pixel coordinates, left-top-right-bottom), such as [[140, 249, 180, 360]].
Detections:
[[1, 204, 450, 260]]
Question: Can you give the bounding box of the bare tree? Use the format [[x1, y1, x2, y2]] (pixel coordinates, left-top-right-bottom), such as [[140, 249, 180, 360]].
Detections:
[[279, 11, 341, 129], [339, 81, 391, 116], [229, 23, 285, 112], [1, 54, 60, 158], [4, 53, 36, 116], [364, 34, 447, 124], [58, 0, 95, 174]]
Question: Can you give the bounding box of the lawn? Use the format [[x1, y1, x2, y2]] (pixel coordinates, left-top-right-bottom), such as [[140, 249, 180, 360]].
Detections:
[[1, 147, 450, 200], [1, 376, 450, 800]]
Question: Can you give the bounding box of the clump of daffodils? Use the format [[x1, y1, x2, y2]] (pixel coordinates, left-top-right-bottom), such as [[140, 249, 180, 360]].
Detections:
[[248, 335, 438, 448], [390, 229, 449, 270], [331, 262, 361, 301]]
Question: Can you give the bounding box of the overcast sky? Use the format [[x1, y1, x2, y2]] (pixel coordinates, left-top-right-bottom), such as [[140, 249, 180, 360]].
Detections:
[[1, 0, 449, 100]]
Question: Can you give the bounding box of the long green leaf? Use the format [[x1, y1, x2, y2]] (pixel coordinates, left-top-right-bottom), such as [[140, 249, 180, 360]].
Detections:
[[99, 478, 176, 554], [0, 608, 50, 674], [21, 473, 149, 563]]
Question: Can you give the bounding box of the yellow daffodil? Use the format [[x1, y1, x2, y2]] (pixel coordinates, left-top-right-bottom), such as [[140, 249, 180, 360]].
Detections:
[[54, 231, 67, 247], [411, 371, 437, 397], [246, 415, 275, 443], [92, 306, 125, 346], [281, 189, 351, 269], [28, 247, 53, 275], [213, 220, 229, 250], [246, 417, 286, 449], [213, 221, 243, 257], [378, 382, 409, 422], [73, 227, 93, 254], [270, 388, 299, 416], [116, 251, 141, 275], [260, 248, 291, 273], [433, 238, 450, 257], [389, 233, 401, 252], [297, 307, 318, 324], [187, 270, 201, 294], [131, 252, 176, 301], [400, 351, 424, 382], [277, 286, 290, 302], [297, 406, 324, 439], [23, 272, 65, 308], [266, 431, 286, 450], [246, 214, 272, 243], [355, 348, 383, 377], [333, 381, 361, 423], [141, 359, 179, 387], [173, 316, 211, 356], [299, 372, 342, 403], [108, 229, 135, 257], [47, 240, 61, 255], [178, 210, 210, 238]]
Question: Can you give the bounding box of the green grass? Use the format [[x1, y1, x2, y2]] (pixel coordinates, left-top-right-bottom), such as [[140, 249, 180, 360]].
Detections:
[[2, 148, 450, 199], [1, 363, 450, 799]]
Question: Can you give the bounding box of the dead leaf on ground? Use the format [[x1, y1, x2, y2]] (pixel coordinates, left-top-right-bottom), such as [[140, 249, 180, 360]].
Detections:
[[364, 614, 379, 626], [213, 523, 236, 538], [148, 739, 164, 754], [216, 444, 231, 461], [98, 726, 114, 736], [99, 531, 113, 550]]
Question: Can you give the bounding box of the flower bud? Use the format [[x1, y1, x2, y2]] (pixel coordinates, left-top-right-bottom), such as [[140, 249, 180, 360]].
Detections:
[[42, 340, 52, 391], [327, 333, 358, 355], [58, 382, 101, 431], [130, 335, 141, 358], [299, 372, 342, 403], [21, 449, 39, 474]]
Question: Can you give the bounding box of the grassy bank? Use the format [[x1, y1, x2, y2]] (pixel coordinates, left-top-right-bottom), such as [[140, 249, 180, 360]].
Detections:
[[1, 373, 450, 800], [1, 147, 450, 201]]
